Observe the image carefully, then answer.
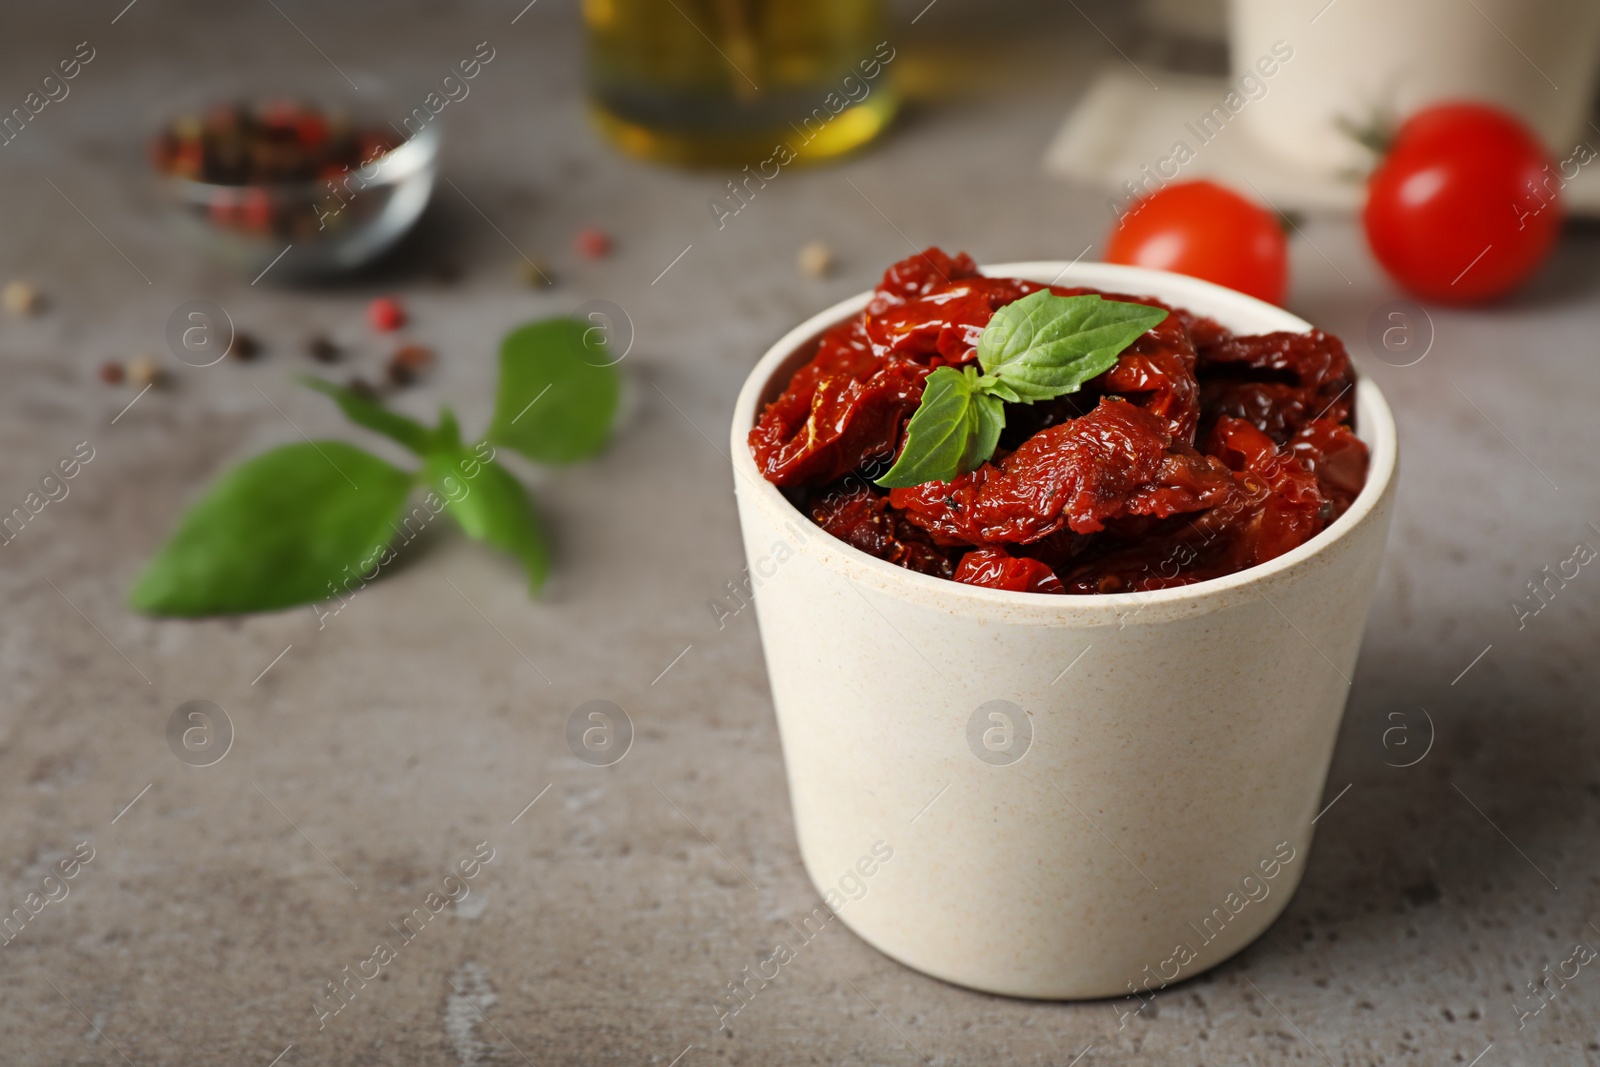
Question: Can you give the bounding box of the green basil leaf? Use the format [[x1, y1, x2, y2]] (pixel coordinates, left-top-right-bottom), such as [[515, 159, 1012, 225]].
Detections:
[[424, 447, 550, 593], [978, 376, 1023, 404], [977, 290, 1167, 402], [487, 318, 620, 465], [129, 442, 412, 616], [434, 405, 462, 450], [969, 389, 1006, 471], [300, 376, 433, 456], [876, 366, 1003, 488]]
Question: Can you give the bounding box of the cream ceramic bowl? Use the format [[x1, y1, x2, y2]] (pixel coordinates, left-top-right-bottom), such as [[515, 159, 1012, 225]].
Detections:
[[729, 262, 1398, 1000]]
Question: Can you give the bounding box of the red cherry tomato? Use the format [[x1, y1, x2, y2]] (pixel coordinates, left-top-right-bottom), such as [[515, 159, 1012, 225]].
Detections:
[[1363, 102, 1559, 303], [1106, 180, 1288, 305]]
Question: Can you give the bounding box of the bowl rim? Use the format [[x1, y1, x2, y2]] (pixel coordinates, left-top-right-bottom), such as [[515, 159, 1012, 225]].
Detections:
[[729, 260, 1399, 622]]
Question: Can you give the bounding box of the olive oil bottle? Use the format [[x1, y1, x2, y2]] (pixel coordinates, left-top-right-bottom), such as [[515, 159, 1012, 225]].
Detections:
[[584, 0, 897, 166]]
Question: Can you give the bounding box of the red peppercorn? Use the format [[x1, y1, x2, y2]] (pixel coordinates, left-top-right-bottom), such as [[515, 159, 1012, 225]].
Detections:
[[393, 343, 434, 371], [172, 141, 204, 180], [208, 192, 237, 228], [368, 296, 405, 332], [575, 227, 611, 259], [387, 343, 434, 387], [242, 189, 272, 231], [98, 360, 125, 384], [295, 111, 328, 150]]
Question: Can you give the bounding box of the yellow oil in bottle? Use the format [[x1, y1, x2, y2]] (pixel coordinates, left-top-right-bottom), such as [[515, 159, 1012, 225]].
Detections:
[[584, 0, 898, 167]]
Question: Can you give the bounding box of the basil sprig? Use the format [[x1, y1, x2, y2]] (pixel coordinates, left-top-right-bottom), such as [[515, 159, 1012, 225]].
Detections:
[[875, 290, 1166, 488], [127, 441, 416, 616], [129, 316, 620, 617]]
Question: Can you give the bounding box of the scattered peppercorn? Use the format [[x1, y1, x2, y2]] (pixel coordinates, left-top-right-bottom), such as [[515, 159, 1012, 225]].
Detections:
[[369, 296, 405, 332], [230, 331, 261, 360], [127, 355, 163, 388], [798, 241, 834, 279], [307, 334, 340, 363], [99, 360, 125, 384], [4, 280, 41, 316], [393, 343, 434, 371], [387, 343, 434, 387], [516, 259, 555, 287], [345, 376, 379, 400], [575, 227, 611, 259]]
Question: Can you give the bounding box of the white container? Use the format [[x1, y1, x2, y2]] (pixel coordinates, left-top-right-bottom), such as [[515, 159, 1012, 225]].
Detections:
[[729, 262, 1398, 999], [1231, 0, 1600, 174]]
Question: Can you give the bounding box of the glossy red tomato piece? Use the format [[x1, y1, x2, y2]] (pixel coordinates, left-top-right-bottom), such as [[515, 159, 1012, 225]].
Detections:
[[889, 398, 1235, 545], [1363, 102, 1559, 303], [1106, 180, 1288, 305], [953, 549, 1064, 594]]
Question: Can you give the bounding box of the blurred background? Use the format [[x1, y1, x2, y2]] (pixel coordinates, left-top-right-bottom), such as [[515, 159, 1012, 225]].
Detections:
[[3, 0, 1599, 1063]]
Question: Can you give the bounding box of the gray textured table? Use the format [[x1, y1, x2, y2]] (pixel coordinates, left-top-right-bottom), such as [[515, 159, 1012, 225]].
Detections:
[[3, 2, 1598, 1064]]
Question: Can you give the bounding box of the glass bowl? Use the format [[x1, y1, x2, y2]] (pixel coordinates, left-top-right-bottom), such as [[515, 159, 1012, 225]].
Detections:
[[150, 79, 439, 279]]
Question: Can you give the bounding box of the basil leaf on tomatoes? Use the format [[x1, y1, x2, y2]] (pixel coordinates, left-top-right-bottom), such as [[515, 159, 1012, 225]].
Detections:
[[875, 366, 1004, 488], [977, 290, 1166, 402], [876, 291, 1162, 488]]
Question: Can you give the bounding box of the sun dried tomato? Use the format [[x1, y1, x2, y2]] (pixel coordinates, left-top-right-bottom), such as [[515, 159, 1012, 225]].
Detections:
[[889, 398, 1235, 545], [1094, 309, 1200, 443], [1205, 416, 1324, 558], [1055, 421, 1321, 596], [1027, 287, 1201, 443], [1056, 509, 1250, 595], [866, 276, 1036, 363], [953, 549, 1065, 593], [1009, 525, 1095, 572], [1289, 419, 1370, 519], [749, 315, 931, 486], [1174, 309, 1233, 354], [1196, 329, 1355, 443], [866, 248, 981, 315], [808, 481, 955, 578]]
